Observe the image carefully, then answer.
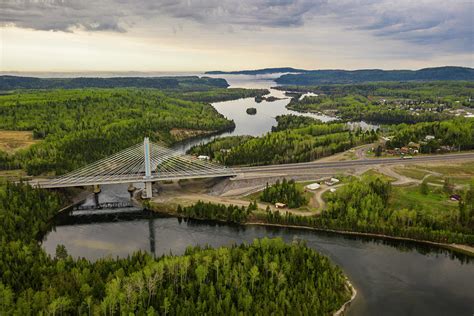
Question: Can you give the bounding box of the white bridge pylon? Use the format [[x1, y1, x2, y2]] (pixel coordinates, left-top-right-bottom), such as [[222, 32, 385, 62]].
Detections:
[[35, 137, 236, 198]]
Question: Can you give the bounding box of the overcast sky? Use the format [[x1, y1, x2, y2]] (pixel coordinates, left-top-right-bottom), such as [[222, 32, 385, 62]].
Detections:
[[1, 0, 473, 72]]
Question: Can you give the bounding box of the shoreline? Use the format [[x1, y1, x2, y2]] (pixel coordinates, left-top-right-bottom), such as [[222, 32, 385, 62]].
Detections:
[[246, 222, 474, 257], [148, 205, 474, 257], [334, 279, 357, 316]]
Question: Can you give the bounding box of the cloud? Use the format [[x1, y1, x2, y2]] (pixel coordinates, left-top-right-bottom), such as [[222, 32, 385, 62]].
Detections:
[[0, 0, 126, 32], [1, 0, 472, 53]]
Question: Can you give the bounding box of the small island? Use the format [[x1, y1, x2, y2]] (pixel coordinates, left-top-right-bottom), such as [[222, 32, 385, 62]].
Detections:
[[255, 95, 283, 103], [246, 107, 257, 115]]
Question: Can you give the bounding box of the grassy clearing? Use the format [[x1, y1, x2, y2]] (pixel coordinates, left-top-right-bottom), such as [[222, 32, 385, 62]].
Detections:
[[362, 169, 397, 182], [422, 163, 474, 176], [0, 130, 38, 153], [389, 185, 458, 214], [395, 163, 474, 186], [393, 166, 427, 180]]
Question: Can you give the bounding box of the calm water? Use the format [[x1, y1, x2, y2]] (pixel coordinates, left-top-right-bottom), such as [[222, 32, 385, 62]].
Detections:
[[173, 73, 337, 153], [42, 74, 474, 315], [44, 202, 474, 316]]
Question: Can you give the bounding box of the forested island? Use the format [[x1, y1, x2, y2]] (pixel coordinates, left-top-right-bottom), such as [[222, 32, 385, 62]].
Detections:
[[246, 107, 257, 115], [0, 182, 352, 314]]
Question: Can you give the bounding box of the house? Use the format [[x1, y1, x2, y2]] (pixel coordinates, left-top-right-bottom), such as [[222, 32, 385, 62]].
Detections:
[[450, 194, 462, 202], [439, 145, 455, 153], [400, 147, 410, 154], [325, 178, 340, 186], [275, 202, 287, 209], [425, 135, 435, 141], [305, 183, 321, 191]]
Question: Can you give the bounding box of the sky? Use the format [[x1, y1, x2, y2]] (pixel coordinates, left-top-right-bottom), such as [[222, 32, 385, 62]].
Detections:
[[1, 0, 473, 72]]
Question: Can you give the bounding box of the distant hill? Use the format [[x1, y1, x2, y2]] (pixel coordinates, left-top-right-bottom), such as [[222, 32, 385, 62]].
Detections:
[[205, 67, 308, 75], [0, 76, 229, 91], [275, 67, 474, 85]]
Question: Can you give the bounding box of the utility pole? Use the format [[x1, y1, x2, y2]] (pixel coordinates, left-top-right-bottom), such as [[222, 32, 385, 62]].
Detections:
[[143, 137, 153, 199]]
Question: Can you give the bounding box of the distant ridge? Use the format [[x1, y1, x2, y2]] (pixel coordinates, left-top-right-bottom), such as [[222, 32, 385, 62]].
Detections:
[[0, 76, 229, 91], [205, 67, 308, 75], [275, 66, 474, 85]]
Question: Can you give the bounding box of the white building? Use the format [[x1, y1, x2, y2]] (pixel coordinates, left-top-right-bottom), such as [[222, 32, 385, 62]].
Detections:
[[305, 183, 321, 191]]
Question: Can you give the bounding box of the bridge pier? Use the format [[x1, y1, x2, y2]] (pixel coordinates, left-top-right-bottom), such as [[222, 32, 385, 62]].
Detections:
[[143, 182, 153, 199], [127, 183, 136, 198], [143, 137, 153, 199], [93, 184, 101, 194]]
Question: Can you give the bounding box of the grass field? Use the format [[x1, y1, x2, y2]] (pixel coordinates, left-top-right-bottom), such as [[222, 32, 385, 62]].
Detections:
[[390, 185, 458, 214], [0, 130, 38, 153], [394, 163, 474, 186], [362, 169, 397, 182]]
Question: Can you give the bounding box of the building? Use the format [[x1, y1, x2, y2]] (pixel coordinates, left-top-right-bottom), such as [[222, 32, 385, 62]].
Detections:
[[197, 155, 210, 160], [275, 202, 287, 209], [305, 183, 321, 191], [450, 194, 462, 201], [325, 178, 340, 186]]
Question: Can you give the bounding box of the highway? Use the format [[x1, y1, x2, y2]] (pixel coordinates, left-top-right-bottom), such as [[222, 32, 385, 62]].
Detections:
[[235, 152, 474, 175], [32, 152, 474, 188]]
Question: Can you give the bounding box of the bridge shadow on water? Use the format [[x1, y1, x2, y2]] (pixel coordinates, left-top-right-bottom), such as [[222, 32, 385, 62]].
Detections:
[[49, 206, 473, 265]]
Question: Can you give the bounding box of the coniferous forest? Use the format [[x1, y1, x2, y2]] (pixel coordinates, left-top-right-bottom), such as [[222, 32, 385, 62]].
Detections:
[[263, 176, 474, 245], [0, 87, 267, 175], [189, 120, 378, 166], [261, 178, 308, 208], [0, 183, 350, 315]]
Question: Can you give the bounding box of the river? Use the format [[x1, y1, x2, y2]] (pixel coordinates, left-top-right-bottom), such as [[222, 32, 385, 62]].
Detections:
[[42, 74, 473, 316]]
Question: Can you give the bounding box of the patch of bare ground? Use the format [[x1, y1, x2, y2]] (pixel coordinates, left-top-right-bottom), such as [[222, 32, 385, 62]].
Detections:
[[151, 177, 318, 217], [315, 143, 373, 163], [0, 130, 39, 153]]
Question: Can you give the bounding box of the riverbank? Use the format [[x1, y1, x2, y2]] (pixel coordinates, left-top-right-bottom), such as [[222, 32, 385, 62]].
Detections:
[[147, 203, 474, 257], [334, 279, 357, 316]]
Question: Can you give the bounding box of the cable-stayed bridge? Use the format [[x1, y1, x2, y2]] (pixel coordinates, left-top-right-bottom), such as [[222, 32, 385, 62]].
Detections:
[[30, 137, 474, 199], [32, 137, 236, 198]]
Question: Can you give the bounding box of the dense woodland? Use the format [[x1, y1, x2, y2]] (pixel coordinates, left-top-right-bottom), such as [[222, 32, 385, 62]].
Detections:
[[0, 76, 229, 91], [189, 118, 378, 166], [283, 81, 473, 123], [0, 87, 268, 175], [260, 178, 308, 208], [271, 115, 322, 132], [168, 88, 269, 103], [386, 119, 474, 153], [177, 200, 255, 223], [275, 66, 474, 85], [0, 183, 350, 315], [264, 176, 474, 245]]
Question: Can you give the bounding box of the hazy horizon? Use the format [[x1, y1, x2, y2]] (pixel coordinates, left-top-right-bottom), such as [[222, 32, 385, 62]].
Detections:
[[1, 65, 473, 78]]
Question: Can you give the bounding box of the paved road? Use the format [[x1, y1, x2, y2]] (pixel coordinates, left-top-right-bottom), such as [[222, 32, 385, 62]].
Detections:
[[32, 152, 474, 188], [235, 152, 474, 175]]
